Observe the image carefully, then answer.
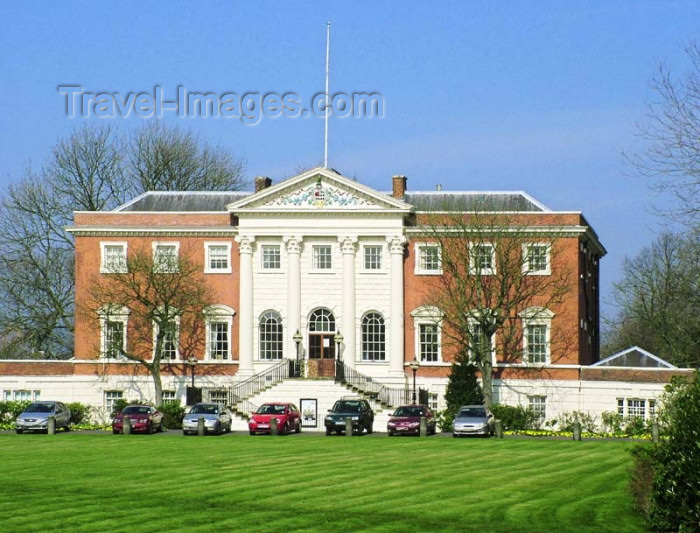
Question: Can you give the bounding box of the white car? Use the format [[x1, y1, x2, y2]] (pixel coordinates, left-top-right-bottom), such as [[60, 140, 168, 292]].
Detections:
[[16, 401, 71, 433]]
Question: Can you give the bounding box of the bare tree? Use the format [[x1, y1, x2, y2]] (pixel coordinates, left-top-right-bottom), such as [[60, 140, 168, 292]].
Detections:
[[420, 211, 573, 407], [0, 122, 245, 359], [626, 43, 700, 224], [85, 247, 212, 405], [604, 231, 700, 367]]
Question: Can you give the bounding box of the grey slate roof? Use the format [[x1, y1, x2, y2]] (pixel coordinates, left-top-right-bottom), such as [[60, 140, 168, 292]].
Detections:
[[116, 190, 548, 213], [116, 192, 250, 212], [404, 192, 547, 212]]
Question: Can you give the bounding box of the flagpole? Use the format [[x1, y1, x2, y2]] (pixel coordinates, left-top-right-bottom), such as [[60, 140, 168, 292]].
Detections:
[[324, 21, 331, 169]]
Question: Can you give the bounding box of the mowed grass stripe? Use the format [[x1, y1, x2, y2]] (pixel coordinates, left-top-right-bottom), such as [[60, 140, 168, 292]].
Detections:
[[0, 435, 648, 532]]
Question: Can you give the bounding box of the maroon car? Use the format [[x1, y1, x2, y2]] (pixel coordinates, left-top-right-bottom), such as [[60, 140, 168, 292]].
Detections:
[[112, 405, 164, 434], [387, 404, 437, 436], [248, 403, 301, 435]]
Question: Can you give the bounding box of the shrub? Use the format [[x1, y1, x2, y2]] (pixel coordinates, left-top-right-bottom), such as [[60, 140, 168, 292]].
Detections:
[[158, 401, 185, 429], [0, 401, 30, 423], [556, 411, 598, 433], [629, 445, 656, 518], [601, 411, 624, 435], [490, 404, 539, 431], [66, 402, 91, 425], [435, 410, 455, 432], [623, 416, 649, 437], [646, 370, 700, 531]]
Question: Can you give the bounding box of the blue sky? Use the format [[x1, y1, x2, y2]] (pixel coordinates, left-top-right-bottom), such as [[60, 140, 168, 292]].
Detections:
[[1, 1, 698, 322]]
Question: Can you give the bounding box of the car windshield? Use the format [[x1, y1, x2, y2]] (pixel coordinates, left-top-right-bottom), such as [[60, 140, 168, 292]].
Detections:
[[335, 402, 361, 412], [123, 406, 151, 415], [257, 404, 286, 415], [459, 407, 486, 418], [25, 403, 54, 413], [394, 407, 425, 417], [190, 405, 218, 415]]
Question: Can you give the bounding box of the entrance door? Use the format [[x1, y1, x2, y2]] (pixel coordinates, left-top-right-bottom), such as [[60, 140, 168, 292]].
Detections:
[[308, 334, 336, 377]]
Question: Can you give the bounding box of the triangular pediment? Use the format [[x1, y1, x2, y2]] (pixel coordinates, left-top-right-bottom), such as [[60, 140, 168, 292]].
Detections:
[[227, 167, 412, 213]]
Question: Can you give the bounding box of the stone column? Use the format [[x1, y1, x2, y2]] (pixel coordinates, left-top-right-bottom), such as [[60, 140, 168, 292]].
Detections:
[[388, 236, 407, 376], [339, 236, 358, 368], [284, 236, 303, 358], [236, 236, 255, 377]]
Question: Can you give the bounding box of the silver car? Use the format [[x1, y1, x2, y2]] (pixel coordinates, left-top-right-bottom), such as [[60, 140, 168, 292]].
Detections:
[[182, 403, 233, 435], [452, 405, 495, 437], [16, 401, 71, 433]]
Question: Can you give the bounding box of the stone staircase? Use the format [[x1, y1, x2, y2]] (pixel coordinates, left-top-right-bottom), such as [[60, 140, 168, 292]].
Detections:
[[227, 377, 395, 432]]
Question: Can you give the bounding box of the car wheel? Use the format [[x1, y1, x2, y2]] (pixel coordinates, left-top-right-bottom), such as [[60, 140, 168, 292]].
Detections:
[[388, 430, 393, 437], [249, 430, 255, 436], [295, 421, 301, 434], [147, 422, 154, 435], [335, 429, 342, 435], [16, 429, 23, 434], [158, 421, 164, 433], [367, 423, 373, 434], [452, 433, 458, 438], [226, 421, 232, 433], [113, 429, 120, 435], [325, 428, 332, 436]]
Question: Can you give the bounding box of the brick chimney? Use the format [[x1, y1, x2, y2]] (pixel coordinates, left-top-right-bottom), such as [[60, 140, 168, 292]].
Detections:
[[254, 176, 273, 193], [392, 175, 407, 199]]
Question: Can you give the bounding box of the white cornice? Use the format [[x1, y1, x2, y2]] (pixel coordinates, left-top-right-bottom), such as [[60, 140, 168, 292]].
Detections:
[[66, 226, 239, 237]]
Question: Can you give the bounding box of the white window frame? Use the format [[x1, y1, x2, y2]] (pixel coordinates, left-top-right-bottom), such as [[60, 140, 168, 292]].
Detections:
[[627, 399, 646, 419], [522, 243, 551, 275], [414, 243, 442, 275], [469, 243, 496, 275], [467, 318, 496, 364], [528, 395, 547, 421], [204, 305, 235, 361], [311, 245, 333, 272], [259, 310, 284, 360], [99, 306, 129, 359], [152, 241, 180, 273], [411, 306, 443, 363], [362, 245, 383, 272], [261, 244, 282, 271], [105, 390, 123, 412], [100, 241, 128, 274], [361, 312, 386, 361], [153, 313, 180, 361], [13, 390, 31, 401], [204, 242, 232, 274], [519, 307, 554, 365]]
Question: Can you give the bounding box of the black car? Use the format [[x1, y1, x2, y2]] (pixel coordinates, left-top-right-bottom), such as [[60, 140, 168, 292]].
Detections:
[[324, 397, 374, 435]]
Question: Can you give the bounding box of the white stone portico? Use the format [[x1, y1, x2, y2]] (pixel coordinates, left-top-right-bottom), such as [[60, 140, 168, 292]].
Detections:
[[227, 167, 412, 382]]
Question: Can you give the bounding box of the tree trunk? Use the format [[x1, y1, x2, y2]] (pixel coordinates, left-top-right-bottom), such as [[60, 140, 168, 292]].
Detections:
[[480, 359, 494, 409], [151, 361, 163, 407]]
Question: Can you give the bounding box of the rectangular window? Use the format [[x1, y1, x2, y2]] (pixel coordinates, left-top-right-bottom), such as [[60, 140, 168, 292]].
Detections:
[[162, 390, 176, 402], [312, 245, 332, 270], [526, 324, 548, 364], [209, 390, 228, 405], [469, 323, 495, 362], [419, 323, 439, 362], [628, 399, 646, 419], [33, 390, 41, 401], [103, 320, 125, 358], [156, 320, 179, 360], [3, 390, 11, 401], [363, 245, 382, 270], [13, 390, 31, 401], [415, 244, 442, 274], [617, 398, 625, 416], [649, 400, 656, 418], [153, 242, 179, 273], [208, 322, 229, 360], [529, 395, 547, 421], [205, 243, 231, 273], [523, 244, 551, 275], [470, 243, 495, 275], [261, 245, 281, 270], [100, 242, 127, 273], [105, 390, 123, 413], [428, 393, 439, 411]]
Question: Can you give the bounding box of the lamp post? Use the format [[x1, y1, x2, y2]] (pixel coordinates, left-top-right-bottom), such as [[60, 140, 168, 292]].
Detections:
[[334, 331, 344, 361], [187, 356, 197, 388], [293, 329, 302, 377], [409, 357, 421, 404]]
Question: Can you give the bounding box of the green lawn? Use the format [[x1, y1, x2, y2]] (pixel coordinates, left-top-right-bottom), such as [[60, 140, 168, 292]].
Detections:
[[0, 434, 648, 532]]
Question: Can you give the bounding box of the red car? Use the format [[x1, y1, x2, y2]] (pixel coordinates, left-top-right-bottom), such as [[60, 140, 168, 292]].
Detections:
[[248, 403, 301, 435], [387, 404, 437, 436], [112, 405, 164, 434]]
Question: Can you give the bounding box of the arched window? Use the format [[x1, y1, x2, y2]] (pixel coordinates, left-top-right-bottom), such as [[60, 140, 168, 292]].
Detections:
[[361, 312, 385, 361], [308, 308, 335, 332], [259, 311, 283, 360]]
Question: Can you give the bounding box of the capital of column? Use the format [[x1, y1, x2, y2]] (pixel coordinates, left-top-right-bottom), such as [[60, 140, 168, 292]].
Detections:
[[235, 235, 255, 255], [283, 235, 304, 254], [387, 235, 407, 254], [338, 236, 358, 255]]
